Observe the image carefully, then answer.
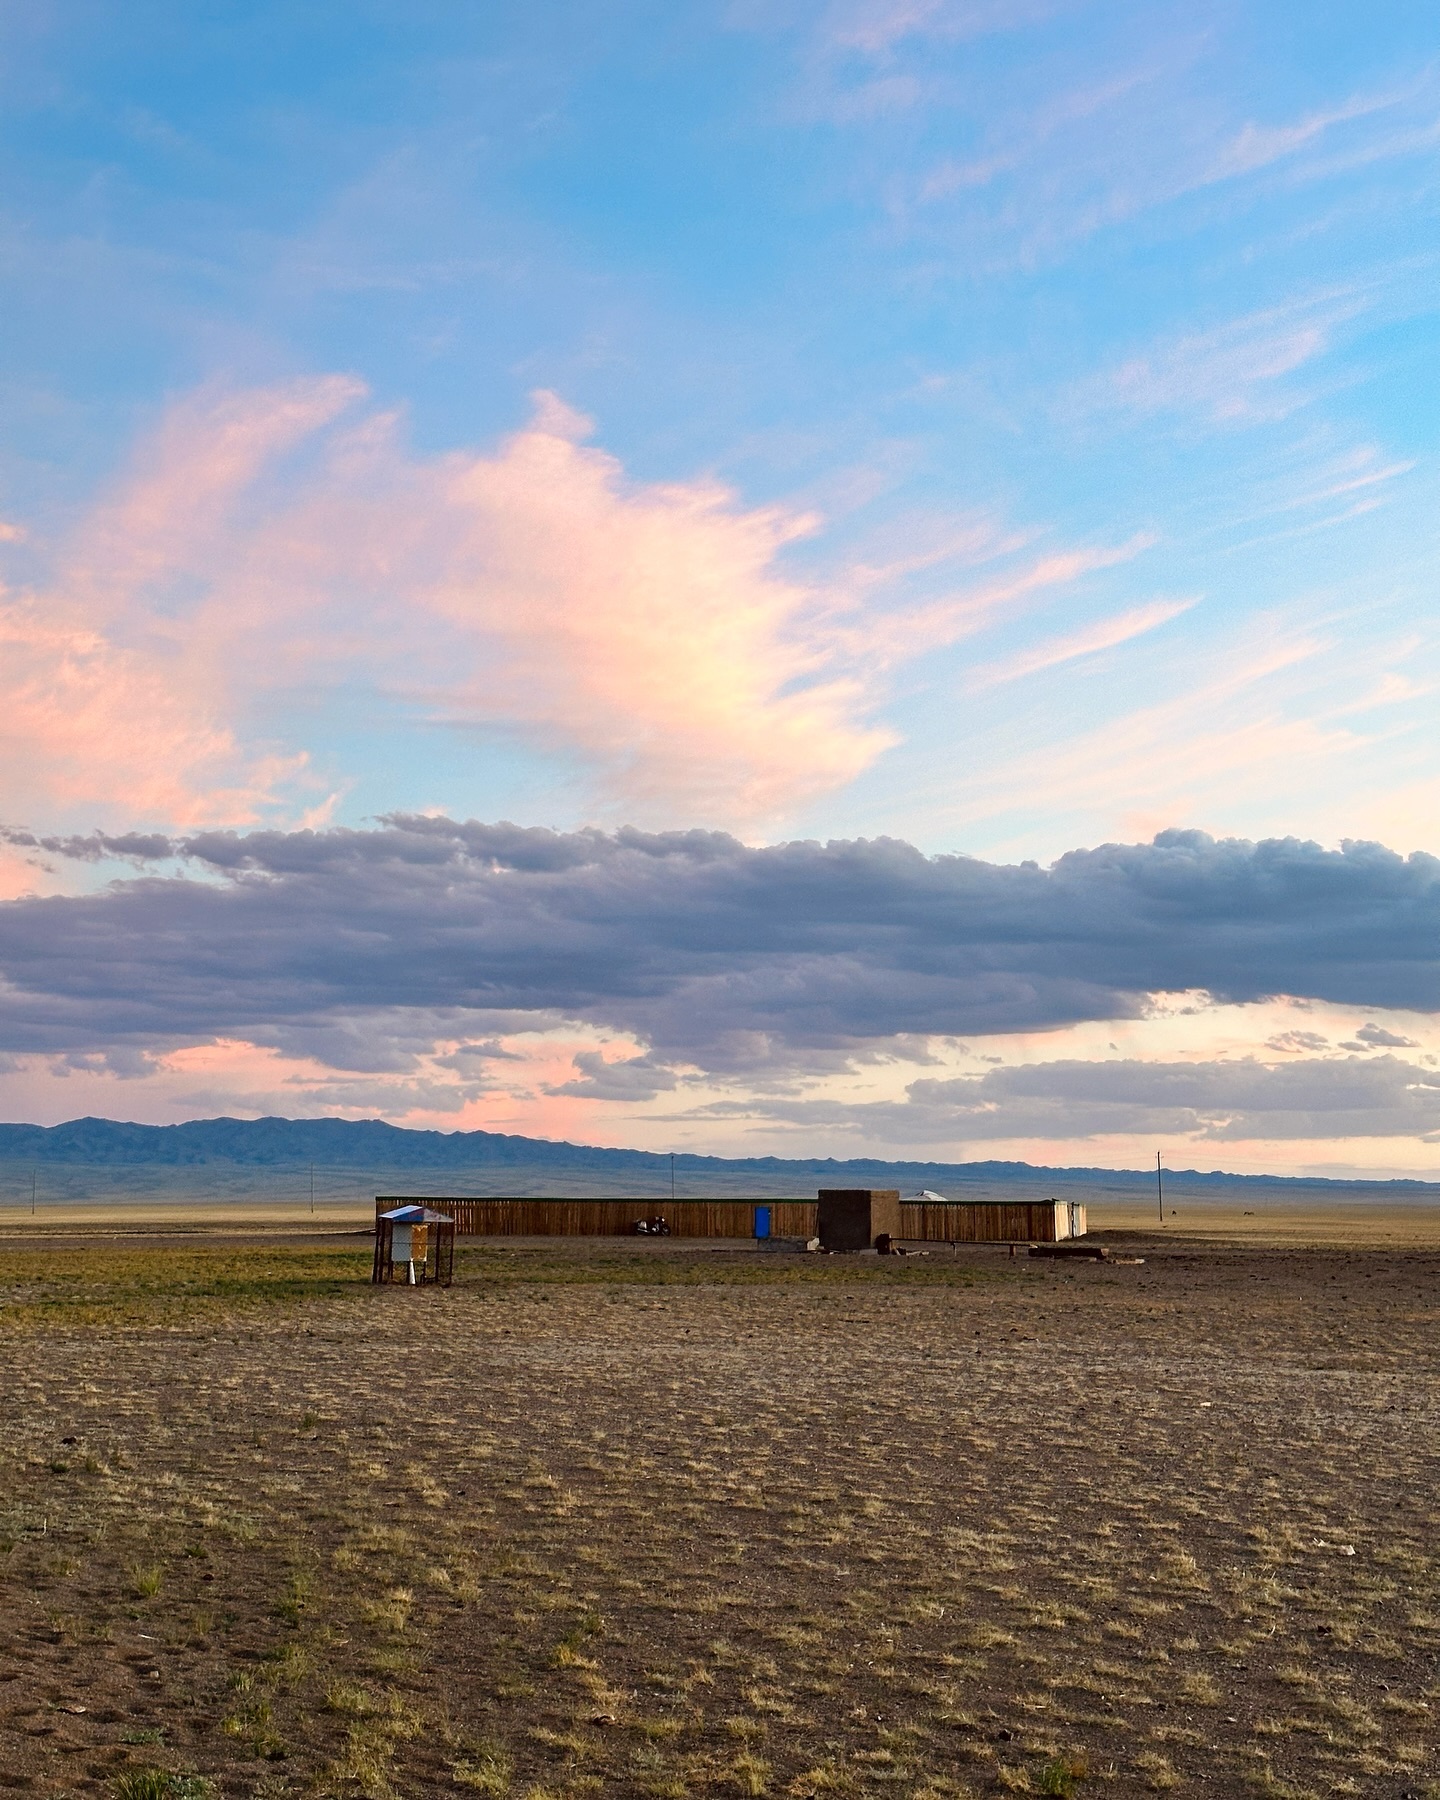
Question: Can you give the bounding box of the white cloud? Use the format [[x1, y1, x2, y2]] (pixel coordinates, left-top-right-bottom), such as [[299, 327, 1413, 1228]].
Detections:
[[966, 597, 1193, 690], [1071, 293, 1368, 427]]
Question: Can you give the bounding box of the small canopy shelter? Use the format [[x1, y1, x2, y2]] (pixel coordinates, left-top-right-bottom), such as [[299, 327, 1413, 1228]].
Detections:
[[372, 1205, 456, 1287]]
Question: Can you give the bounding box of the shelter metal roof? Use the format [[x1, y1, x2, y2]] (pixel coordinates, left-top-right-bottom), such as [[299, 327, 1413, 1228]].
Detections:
[[378, 1205, 455, 1224]]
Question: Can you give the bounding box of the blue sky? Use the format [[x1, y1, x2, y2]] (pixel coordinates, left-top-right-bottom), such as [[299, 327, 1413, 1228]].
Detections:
[[1, 1, 1439, 1168]]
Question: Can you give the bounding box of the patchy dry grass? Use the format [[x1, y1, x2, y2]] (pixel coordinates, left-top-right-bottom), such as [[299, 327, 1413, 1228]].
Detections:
[[0, 1233, 1437, 1798], [0, 1243, 370, 1334]]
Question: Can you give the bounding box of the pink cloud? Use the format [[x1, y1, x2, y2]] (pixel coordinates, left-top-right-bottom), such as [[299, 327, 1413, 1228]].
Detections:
[[4, 378, 1130, 837], [0, 1028, 677, 1142], [0, 592, 305, 831], [0, 377, 362, 840], [424, 398, 899, 821], [69, 376, 364, 623], [14, 383, 900, 832]]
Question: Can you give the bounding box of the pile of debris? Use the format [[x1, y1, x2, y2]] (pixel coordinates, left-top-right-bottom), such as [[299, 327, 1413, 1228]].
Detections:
[[1028, 1242, 1144, 1265]]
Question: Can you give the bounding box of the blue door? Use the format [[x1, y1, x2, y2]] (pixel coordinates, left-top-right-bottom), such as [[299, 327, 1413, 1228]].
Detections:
[[754, 1205, 771, 1240]]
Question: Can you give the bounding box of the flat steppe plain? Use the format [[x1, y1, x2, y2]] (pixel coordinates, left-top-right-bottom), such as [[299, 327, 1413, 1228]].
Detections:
[[1, 1222, 1437, 1800]]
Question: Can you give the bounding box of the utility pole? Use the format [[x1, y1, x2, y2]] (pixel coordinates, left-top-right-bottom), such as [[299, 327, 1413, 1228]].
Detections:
[[1156, 1150, 1165, 1226], [309, 1163, 315, 1215], [669, 1152, 676, 1203]]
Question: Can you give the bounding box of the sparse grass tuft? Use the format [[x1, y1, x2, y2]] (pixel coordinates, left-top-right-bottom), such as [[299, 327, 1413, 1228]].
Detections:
[[112, 1773, 213, 1800], [1132, 1751, 1179, 1791], [272, 1568, 311, 1625], [453, 1738, 514, 1793], [128, 1561, 164, 1598], [1036, 1753, 1089, 1796], [1177, 1669, 1223, 1705]]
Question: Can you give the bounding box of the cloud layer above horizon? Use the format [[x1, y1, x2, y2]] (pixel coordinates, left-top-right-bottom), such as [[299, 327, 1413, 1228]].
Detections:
[[1, 818, 1439, 1172]]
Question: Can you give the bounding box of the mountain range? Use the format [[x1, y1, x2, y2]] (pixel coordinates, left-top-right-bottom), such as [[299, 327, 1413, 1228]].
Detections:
[[0, 1116, 1435, 1193]]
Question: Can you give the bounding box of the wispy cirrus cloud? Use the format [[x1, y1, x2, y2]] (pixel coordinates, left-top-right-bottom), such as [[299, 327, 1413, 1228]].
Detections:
[[823, 0, 1056, 56], [1205, 77, 1436, 182], [915, 61, 1168, 202], [1069, 292, 1369, 427], [891, 609, 1385, 848], [844, 535, 1154, 667], [964, 597, 1193, 690], [879, 23, 1440, 271], [1223, 445, 1416, 532]]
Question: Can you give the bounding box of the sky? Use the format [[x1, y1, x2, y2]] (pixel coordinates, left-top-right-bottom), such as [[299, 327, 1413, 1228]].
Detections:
[[0, 0, 1438, 1174]]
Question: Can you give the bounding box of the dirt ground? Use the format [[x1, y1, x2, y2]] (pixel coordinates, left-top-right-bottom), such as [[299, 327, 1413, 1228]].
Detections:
[[1, 1230, 1438, 1800]]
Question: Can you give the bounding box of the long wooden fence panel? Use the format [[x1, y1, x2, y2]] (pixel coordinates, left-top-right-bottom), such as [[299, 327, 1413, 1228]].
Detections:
[[375, 1197, 818, 1239], [900, 1200, 1062, 1242]]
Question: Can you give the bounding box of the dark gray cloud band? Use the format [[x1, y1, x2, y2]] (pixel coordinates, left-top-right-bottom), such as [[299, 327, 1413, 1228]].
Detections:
[[0, 819, 1437, 1076], [901, 1056, 1440, 1144], [680, 1054, 1440, 1143]]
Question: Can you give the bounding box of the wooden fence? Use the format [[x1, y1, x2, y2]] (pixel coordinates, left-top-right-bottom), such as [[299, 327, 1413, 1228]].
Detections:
[[900, 1199, 1068, 1243], [375, 1197, 817, 1239], [375, 1196, 1074, 1242]]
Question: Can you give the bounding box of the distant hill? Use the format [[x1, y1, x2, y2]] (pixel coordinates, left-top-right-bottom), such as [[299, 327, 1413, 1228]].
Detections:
[[0, 1115, 1437, 1194]]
